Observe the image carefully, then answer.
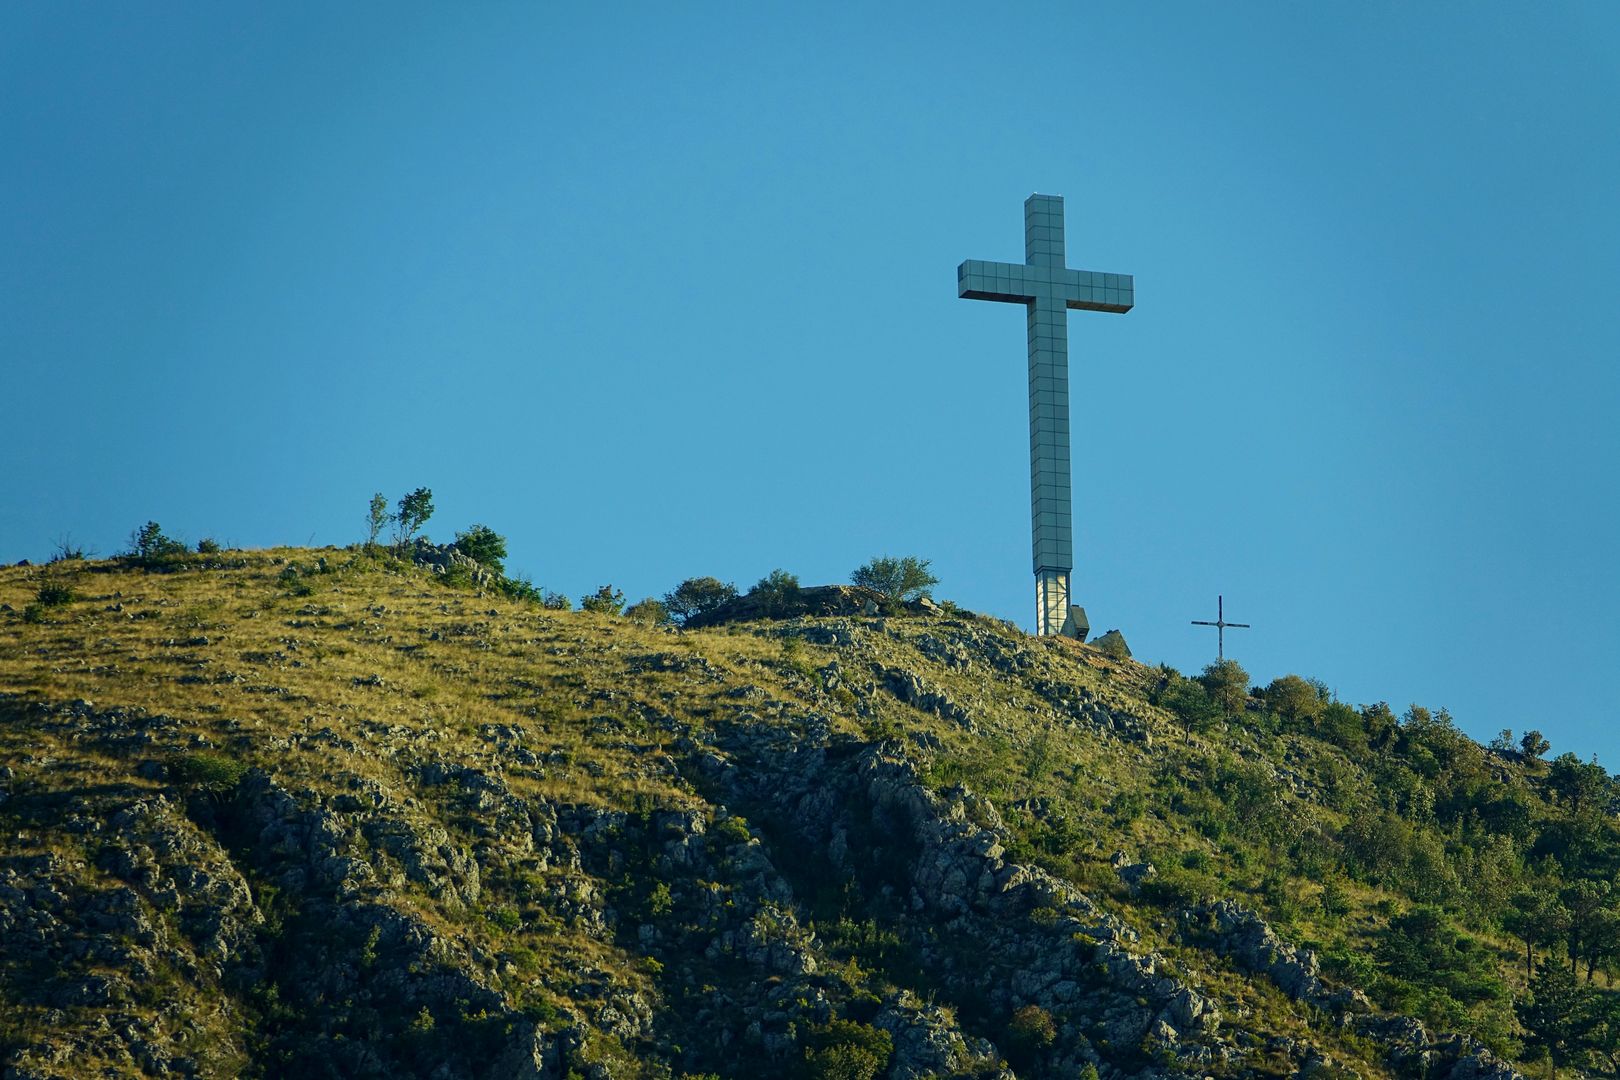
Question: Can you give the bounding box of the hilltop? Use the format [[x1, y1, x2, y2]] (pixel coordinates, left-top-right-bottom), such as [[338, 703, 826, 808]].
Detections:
[[0, 546, 1615, 1079]]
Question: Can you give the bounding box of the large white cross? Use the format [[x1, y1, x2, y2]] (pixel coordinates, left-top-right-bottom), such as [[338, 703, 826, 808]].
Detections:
[[958, 194, 1134, 636]]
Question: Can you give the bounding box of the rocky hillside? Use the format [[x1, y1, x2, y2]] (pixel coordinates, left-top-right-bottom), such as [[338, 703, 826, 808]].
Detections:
[[0, 548, 1612, 1079]]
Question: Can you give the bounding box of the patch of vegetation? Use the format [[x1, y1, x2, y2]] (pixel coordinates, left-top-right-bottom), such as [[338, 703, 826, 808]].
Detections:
[[850, 555, 938, 602]]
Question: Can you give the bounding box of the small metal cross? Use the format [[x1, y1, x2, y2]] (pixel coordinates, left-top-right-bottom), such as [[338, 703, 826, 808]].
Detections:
[[1191, 594, 1250, 661]]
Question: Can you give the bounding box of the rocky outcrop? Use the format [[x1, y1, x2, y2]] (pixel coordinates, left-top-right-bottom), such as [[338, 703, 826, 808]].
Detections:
[[1355, 1016, 1524, 1080], [1182, 902, 1524, 1080], [691, 727, 1227, 1079], [1181, 900, 1371, 1015], [408, 540, 500, 589], [876, 664, 974, 728]]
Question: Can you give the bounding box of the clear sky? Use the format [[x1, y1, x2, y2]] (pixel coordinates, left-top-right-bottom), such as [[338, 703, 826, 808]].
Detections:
[[3, 4, 1616, 763]]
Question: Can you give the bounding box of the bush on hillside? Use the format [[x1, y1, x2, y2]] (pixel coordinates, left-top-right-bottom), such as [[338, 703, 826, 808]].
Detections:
[[624, 598, 672, 626], [1005, 1004, 1057, 1071], [1520, 729, 1551, 762], [171, 752, 248, 791], [35, 581, 76, 607], [581, 585, 625, 616], [1199, 658, 1249, 717], [127, 521, 189, 563], [850, 555, 938, 601], [663, 576, 738, 626], [748, 568, 801, 618], [452, 524, 507, 574], [1265, 674, 1325, 728], [801, 1019, 892, 1080], [393, 487, 434, 548], [498, 574, 545, 605], [1158, 673, 1220, 738]]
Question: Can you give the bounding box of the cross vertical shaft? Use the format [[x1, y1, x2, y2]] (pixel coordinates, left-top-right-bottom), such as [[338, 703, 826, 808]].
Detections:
[[958, 194, 1134, 636]]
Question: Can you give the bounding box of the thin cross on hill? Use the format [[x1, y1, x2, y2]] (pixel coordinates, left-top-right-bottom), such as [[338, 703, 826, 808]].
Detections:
[[1191, 595, 1250, 661]]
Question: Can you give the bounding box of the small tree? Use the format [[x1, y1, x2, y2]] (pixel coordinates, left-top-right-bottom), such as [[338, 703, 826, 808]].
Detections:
[[1006, 1004, 1057, 1070], [128, 521, 188, 561], [1361, 701, 1398, 750], [499, 574, 545, 605], [365, 492, 390, 548], [1517, 959, 1589, 1066], [624, 598, 672, 626], [851, 555, 939, 601], [1199, 658, 1250, 717], [1548, 752, 1607, 814], [452, 524, 507, 574], [394, 487, 434, 548], [1520, 729, 1551, 762], [1504, 888, 1571, 980], [748, 568, 801, 618], [802, 1020, 892, 1080], [1265, 674, 1323, 729], [580, 585, 625, 616], [1162, 674, 1221, 739], [663, 576, 739, 627]]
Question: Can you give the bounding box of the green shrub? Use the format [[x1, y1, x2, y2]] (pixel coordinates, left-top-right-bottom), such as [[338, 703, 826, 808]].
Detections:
[[580, 585, 625, 615], [624, 598, 673, 626], [520, 998, 560, 1026], [1007, 1004, 1057, 1062], [486, 905, 521, 932], [127, 521, 188, 562], [663, 576, 739, 626], [748, 568, 801, 618], [35, 582, 75, 607], [710, 815, 752, 847], [850, 555, 938, 601], [1158, 674, 1220, 737], [802, 1020, 892, 1080], [1199, 658, 1249, 716], [647, 882, 673, 917], [171, 752, 248, 791], [452, 524, 507, 574], [1139, 865, 1217, 908], [1265, 674, 1325, 729], [499, 574, 546, 605]]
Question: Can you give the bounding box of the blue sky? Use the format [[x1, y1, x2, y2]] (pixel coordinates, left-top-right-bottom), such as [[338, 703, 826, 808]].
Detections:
[[3, 4, 1616, 763]]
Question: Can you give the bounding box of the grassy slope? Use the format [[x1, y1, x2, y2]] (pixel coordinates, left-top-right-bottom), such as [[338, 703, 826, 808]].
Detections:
[[0, 548, 1590, 1077]]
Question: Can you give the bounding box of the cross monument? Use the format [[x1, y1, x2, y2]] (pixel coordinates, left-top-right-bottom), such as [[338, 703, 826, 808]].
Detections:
[[1191, 595, 1250, 661], [958, 194, 1134, 636]]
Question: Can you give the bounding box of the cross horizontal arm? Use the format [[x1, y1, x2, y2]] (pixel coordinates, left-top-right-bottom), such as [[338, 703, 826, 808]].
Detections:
[[1226, 622, 1252, 628], [958, 260, 1134, 314]]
